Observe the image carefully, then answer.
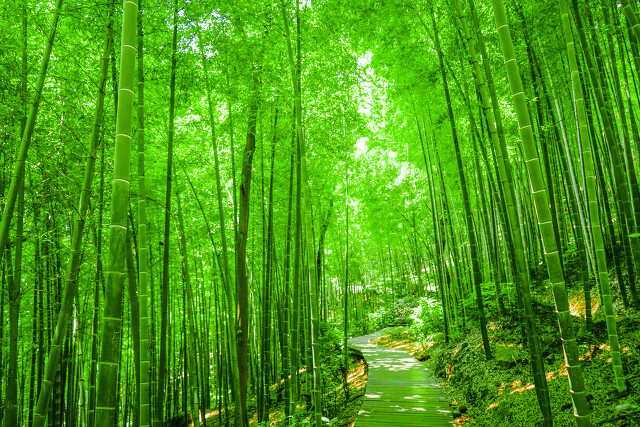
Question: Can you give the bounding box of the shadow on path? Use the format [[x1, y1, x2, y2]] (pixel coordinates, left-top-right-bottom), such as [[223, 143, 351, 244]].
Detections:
[[348, 328, 454, 426]]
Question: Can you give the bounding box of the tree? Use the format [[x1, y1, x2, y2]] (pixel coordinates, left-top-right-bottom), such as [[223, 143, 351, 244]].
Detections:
[[1, 1, 640, 425], [95, 0, 138, 424], [490, 0, 591, 423]]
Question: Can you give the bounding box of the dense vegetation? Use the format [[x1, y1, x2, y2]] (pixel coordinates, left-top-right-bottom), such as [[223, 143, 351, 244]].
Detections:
[[1, 0, 640, 425]]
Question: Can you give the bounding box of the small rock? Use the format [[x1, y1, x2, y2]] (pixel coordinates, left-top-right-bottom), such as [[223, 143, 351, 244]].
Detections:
[[616, 403, 632, 413]]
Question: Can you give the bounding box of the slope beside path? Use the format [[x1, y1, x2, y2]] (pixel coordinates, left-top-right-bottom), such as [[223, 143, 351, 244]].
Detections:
[[348, 328, 455, 426]]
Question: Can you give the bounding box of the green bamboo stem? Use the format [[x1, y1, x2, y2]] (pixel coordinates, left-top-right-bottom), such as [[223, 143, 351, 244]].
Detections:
[[458, 0, 551, 420], [260, 109, 278, 423], [283, 131, 295, 423], [571, 0, 640, 308], [622, 0, 640, 45], [491, 0, 591, 424], [95, 0, 138, 424], [174, 171, 205, 424], [87, 141, 105, 426], [430, 6, 491, 360], [32, 8, 113, 426], [468, 0, 529, 341], [3, 238, 16, 427], [539, 52, 594, 327], [290, 121, 303, 415], [136, 4, 151, 426], [125, 223, 141, 427], [416, 114, 450, 342], [156, 5, 178, 425], [0, 0, 64, 266], [195, 25, 243, 425], [559, 0, 626, 393], [236, 70, 261, 427], [280, 2, 322, 424]]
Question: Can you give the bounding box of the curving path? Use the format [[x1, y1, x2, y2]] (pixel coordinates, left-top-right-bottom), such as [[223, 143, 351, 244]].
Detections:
[[349, 328, 455, 426]]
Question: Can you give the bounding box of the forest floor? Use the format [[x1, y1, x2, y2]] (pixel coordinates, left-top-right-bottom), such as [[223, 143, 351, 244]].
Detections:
[[200, 349, 367, 426], [370, 257, 640, 425], [185, 258, 640, 426]]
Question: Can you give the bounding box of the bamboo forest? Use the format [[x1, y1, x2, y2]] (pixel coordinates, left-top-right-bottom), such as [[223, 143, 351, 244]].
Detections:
[[4, 0, 640, 425]]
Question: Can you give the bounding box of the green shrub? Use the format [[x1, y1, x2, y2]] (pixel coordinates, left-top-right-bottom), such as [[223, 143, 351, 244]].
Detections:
[[407, 296, 444, 337]]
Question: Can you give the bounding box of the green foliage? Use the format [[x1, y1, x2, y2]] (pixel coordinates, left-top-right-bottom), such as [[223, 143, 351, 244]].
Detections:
[[2, 0, 640, 424], [351, 296, 425, 335], [367, 304, 398, 331], [407, 296, 444, 338], [318, 321, 343, 356], [462, 282, 515, 317], [427, 328, 552, 425], [318, 322, 349, 393], [255, 415, 338, 427]]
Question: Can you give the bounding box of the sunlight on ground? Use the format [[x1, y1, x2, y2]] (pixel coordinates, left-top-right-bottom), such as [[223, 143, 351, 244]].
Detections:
[[371, 330, 423, 355], [569, 292, 601, 318], [447, 364, 454, 380], [510, 382, 535, 394], [200, 358, 366, 427], [487, 379, 535, 412], [487, 401, 502, 410], [454, 415, 474, 425], [324, 359, 367, 397], [493, 380, 536, 395], [559, 363, 568, 377]]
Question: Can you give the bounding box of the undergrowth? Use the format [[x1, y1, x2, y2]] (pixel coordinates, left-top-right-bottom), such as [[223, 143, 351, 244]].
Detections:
[[203, 323, 367, 427], [371, 255, 640, 426]]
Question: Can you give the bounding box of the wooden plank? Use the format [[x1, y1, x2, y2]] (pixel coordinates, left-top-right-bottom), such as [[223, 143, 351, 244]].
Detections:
[[349, 329, 455, 426]]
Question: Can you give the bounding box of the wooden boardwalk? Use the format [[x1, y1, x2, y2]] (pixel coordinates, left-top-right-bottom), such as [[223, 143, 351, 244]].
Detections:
[[349, 329, 454, 426]]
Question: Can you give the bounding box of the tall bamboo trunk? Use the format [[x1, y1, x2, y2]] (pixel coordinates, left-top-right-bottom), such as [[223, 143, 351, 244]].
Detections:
[[236, 70, 262, 427], [156, 5, 178, 425], [491, 0, 591, 423], [94, 0, 138, 423]]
